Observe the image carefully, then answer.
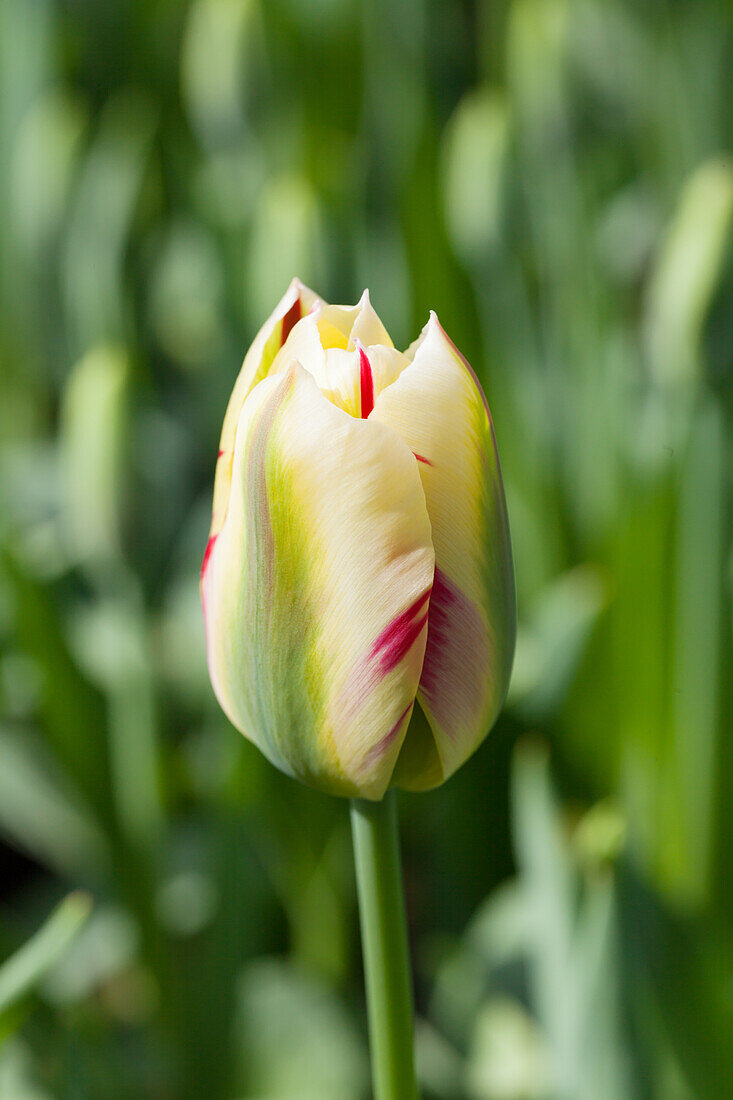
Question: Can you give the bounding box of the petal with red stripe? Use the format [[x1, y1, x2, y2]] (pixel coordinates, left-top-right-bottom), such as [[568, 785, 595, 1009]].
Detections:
[[372, 313, 516, 790], [208, 278, 318, 542], [202, 363, 434, 799]]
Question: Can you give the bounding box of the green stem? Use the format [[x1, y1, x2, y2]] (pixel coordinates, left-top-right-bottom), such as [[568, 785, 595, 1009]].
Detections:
[[350, 790, 419, 1100]]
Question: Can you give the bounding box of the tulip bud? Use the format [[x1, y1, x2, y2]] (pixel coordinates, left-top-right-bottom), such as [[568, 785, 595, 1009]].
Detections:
[[201, 280, 515, 799]]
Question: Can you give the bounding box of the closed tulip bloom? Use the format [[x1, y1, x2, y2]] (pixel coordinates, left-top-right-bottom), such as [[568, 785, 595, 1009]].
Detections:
[[201, 281, 515, 799]]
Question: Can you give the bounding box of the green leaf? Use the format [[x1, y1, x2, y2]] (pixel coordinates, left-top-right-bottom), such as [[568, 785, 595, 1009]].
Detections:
[[0, 894, 92, 1021], [235, 959, 368, 1098], [442, 89, 510, 265], [0, 725, 108, 877], [645, 158, 733, 386]]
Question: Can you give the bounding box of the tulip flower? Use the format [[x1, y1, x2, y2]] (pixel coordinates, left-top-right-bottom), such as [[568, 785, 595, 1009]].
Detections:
[[201, 279, 515, 801]]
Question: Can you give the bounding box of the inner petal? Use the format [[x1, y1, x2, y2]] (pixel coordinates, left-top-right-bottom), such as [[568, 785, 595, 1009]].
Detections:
[[270, 314, 327, 387], [319, 345, 411, 418], [314, 290, 393, 351], [268, 295, 410, 420]]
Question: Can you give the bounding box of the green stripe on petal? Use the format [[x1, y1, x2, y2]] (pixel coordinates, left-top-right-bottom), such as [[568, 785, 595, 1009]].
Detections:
[[203, 364, 435, 799], [372, 313, 516, 790], [209, 278, 318, 539]]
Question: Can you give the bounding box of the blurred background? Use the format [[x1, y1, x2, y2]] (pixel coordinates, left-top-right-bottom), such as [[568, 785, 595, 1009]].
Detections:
[[0, 0, 731, 1097]]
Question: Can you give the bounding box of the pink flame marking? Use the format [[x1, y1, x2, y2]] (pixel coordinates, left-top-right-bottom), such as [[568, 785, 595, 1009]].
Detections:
[[338, 586, 432, 723], [362, 702, 414, 769], [359, 346, 374, 418], [371, 588, 431, 674], [419, 567, 489, 738], [200, 533, 218, 581], [280, 297, 302, 346], [413, 453, 433, 466]]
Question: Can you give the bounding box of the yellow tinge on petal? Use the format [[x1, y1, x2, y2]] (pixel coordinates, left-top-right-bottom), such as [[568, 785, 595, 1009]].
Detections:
[[202, 363, 435, 800], [316, 289, 394, 351], [203, 282, 515, 799]]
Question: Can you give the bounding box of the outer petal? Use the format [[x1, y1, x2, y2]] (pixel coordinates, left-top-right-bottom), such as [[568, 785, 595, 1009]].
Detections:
[[208, 278, 318, 540], [371, 313, 516, 790], [202, 363, 435, 799]]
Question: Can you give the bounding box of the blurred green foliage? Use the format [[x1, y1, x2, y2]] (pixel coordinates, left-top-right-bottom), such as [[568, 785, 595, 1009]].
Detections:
[[0, 0, 731, 1097]]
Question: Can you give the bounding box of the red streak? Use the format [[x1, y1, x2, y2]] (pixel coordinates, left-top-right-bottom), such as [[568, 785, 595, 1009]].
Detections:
[[413, 453, 433, 466], [280, 297, 302, 346], [217, 449, 224, 458], [371, 588, 431, 674], [200, 533, 218, 580], [359, 346, 374, 418], [364, 702, 413, 766], [418, 567, 487, 736]]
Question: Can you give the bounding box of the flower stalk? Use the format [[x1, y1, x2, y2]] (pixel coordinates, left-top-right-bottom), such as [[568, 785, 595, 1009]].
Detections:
[[350, 791, 419, 1100]]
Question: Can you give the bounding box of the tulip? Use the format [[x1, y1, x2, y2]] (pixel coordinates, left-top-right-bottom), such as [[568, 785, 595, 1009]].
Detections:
[[201, 279, 515, 801]]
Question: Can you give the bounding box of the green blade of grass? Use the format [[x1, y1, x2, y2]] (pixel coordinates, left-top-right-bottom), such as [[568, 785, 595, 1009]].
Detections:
[[0, 892, 92, 1017]]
